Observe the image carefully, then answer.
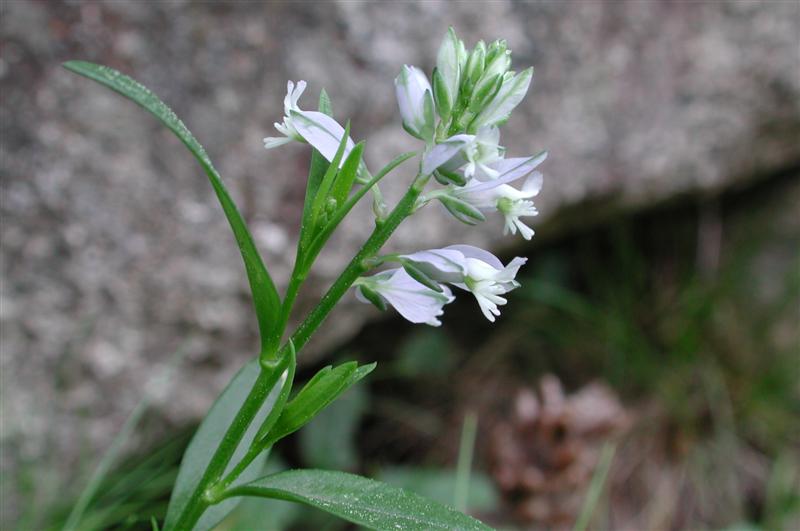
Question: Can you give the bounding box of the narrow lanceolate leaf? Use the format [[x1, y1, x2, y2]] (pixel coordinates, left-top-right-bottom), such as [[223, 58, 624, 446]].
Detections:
[[329, 141, 365, 209], [262, 361, 376, 447], [163, 357, 291, 531], [298, 91, 334, 255], [308, 121, 351, 238], [224, 469, 491, 530], [62, 61, 281, 347]]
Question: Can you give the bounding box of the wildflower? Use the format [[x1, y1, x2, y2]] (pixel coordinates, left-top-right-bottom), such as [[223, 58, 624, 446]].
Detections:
[[395, 65, 435, 142], [354, 268, 454, 326], [263, 80, 354, 165], [449, 154, 545, 239], [461, 127, 504, 180], [421, 134, 475, 176], [401, 245, 527, 322]]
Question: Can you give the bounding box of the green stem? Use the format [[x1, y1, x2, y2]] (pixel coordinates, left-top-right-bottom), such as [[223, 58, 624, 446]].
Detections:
[[289, 177, 425, 353], [172, 174, 425, 530], [171, 355, 289, 530]]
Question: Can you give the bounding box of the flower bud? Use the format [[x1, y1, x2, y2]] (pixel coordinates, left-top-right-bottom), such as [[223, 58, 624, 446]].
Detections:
[[471, 67, 533, 130], [436, 27, 463, 118], [472, 46, 511, 102], [485, 39, 508, 66], [463, 40, 486, 93], [432, 67, 452, 120], [468, 73, 503, 114], [395, 65, 436, 141], [438, 194, 487, 225]]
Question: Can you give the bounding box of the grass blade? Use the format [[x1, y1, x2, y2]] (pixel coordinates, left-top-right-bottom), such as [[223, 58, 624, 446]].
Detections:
[[61, 345, 188, 531]]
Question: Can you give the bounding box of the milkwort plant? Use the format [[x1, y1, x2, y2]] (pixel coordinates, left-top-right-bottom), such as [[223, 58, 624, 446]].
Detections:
[[64, 27, 546, 530]]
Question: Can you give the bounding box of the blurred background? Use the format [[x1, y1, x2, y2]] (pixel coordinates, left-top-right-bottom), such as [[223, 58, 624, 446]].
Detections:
[[1, 1, 798, 529]]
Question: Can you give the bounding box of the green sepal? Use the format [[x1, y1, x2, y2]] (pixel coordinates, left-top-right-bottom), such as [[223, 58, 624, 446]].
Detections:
[[318, 88, 333, 115], [438, 195, 486, 225], [356, 285, 387, 311], [433, 166, 467, 186], [421, 91, 436, 142], [463, 40, 486, 93], [261, 361, 377, 447], [469, 73, 503, 113], [432, 67, 452, 120], [62, 60, 281, 350], [399, 259, 444, 292]]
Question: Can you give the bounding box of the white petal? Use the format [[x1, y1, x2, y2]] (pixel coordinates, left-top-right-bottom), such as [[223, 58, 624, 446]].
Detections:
[[444, 244, 504, 271], [400, 248, 467, 283], [422, 134, 474, 175], [290, 110, 354, 165], [263, 136, 293, 150], [377, 269, 454, 326], [514, 218, 535, 240]]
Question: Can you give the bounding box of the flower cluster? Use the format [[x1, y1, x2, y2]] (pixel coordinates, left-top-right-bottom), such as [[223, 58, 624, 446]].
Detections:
[[264, 27, 546, 326]]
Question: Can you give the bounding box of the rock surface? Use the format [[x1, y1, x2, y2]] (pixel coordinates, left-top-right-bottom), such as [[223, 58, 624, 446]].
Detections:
[[1, 0, 798, 513]]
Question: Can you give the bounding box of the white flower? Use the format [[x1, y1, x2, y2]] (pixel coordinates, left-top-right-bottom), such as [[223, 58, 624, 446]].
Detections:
[[421, 134, 475, 176], [354, 268, 454, 326], [449, 154, 545, 239], [472, 68, 533, 130], [495, 174, 542, 239], [395, 65, 435, 141], [424, 127, 503, 182], [461, 127, 504, 180], [401, 245, 527, 322], [263, 80, 355, 166]]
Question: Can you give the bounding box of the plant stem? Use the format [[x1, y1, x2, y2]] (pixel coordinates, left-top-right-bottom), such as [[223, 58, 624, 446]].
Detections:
[[172, 174, 425, 530], [289, 177, 424, 353], [171, 359, 288, 530]]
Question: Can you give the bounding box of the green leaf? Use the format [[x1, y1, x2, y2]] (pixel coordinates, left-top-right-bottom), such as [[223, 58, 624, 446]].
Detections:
[[262, 361, 375, 447], [223, 454, 301, 530], [298, 91, 334, 255], [377, 467, 499, 513], [224, 469, 492, 530], [299, 382, 367, 471], [163, 357, 291, 531], [307, 121, 351, 234], [62, 61, 280, 349], [329, 141, 365, 209]]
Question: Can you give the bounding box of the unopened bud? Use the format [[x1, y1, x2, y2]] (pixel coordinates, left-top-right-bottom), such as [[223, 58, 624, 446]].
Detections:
[[463, 41, 486, 93], [395, 65, 436, 141], [468, 73, 503, 113], [432, 68, 452, 120]]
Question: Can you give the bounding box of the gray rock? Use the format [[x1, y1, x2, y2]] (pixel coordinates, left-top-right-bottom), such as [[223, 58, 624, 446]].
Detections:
[[1, 1, 798, 521]]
